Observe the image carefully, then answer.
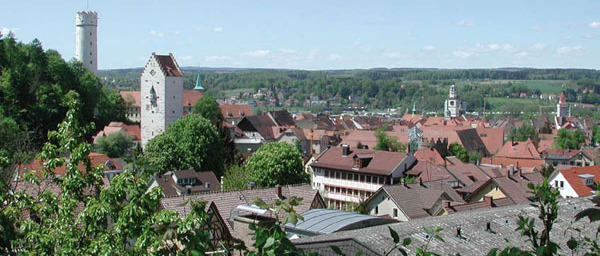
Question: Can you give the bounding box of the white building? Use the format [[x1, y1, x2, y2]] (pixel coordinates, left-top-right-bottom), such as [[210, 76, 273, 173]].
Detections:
[[549, 166, 599, 198], [444, 85, 465, 120], [309, 145, 416, 210], [75, 11, 98, 74], [140, 53, 184, 147]]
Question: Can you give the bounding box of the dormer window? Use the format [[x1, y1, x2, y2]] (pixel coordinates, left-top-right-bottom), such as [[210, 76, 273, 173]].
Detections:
[[353, 158, 361, 168], [579, 174, 595, 186]]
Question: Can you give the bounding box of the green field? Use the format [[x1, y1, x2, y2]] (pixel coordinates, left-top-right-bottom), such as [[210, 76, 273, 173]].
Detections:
[[485, 97, 555, 114]]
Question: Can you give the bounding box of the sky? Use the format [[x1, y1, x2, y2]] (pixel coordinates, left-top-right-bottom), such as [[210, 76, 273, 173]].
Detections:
[[1, 0, 599, 70]]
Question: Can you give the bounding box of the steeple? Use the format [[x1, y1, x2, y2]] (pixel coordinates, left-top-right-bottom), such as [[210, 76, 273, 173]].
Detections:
[[194, 73, 205, 90], [411, 102, 416, 117]]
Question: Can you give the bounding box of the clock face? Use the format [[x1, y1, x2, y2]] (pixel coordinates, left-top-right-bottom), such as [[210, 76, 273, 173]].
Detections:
[[150, 69, 156, 76]]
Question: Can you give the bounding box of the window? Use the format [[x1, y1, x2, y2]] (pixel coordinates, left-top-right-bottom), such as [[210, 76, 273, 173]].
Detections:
[[375, 206, 379, 215], [366, 176, 371, 183], [325, 170, 329, 178], [354, 174, 358, 181], [559, 181, 564, 188], [554, 180, 558, 187], [341, 172, 346, 180], [354, 158, 360, 168], [360, 175, 365, 182], [393, 208, 398, 218], [204, 182, 210, 189], [335, 171, 340, 179]]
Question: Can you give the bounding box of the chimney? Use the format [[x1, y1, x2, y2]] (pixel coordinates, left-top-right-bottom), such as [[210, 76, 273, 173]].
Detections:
[[518, 168, 523, 178], [419, 177, 425, 187], [455, 227, 462, 238], [342, 144, 350, 157], [486, 222, 492, 232], [484, 196, 494, 207], [508, 164, 515, 176], [220, 176, 225, 192], [248, 181, 256, 189], [275, 184, 282, 198]]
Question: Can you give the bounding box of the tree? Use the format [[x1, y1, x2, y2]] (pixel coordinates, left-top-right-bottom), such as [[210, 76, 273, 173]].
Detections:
[[143, 114, 224, 177], [194, 95, 224, 126], [448, 142, 469, 162], [592, 125, 600, 146], [555, 129, 585, 150], [246, 142, 307, 187], [194, 95, 235, 165], [95, 131, 133, 158], [223, 164, 251, 190], [467, 151, 482, 163], [374, 127, 406, 152], [508, 122, 538, 142], [0, 92, 221, 254], [94, 87, 127, 129]]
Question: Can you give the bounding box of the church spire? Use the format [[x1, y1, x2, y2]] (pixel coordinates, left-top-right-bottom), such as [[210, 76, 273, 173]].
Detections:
[[194, 73, 205, 90]]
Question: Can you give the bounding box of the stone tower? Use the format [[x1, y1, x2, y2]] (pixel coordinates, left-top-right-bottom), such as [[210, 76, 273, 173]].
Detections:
[[75, 11, 98, 73], [141, 53, 184, 147], [444, 84, 459, 119], [557, 92, 568, 118]]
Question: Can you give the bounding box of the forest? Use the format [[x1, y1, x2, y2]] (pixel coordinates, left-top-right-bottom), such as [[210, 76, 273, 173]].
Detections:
[[0, 36, 126, 183], [99, 66, 600, 115]]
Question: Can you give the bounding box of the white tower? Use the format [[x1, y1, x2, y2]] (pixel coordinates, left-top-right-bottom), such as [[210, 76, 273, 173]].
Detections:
[[75, 11, 98, 74], [444, 85, 459, 119], [141, 53, 184, 147]]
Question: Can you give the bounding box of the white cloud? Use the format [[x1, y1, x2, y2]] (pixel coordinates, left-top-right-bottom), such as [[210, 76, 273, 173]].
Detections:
[[352, 41, 361, 46], [179, 55, 192, 61], [327, 53, 341, 61], [530, 43, 545, 51], [423, 45, 436, 51], [557, 45, 582, 54], [174, 31, 181, 35], [279, 48, 298, 54], [385, 51, 401, 58], [0, 27, 18, 37], [453, 50, 475, 59], [455, 20, 476, 27], [589, 21, 600, 28], [515, 51, 529, 59], [245, 49, 270, 57], [502, 44, 516, 52], [213, 26, 224, 32], [204, 55, 231, 62], [307, 49, 320, 61], [149, 30, 164, 38], [487, 44, 500, 51]]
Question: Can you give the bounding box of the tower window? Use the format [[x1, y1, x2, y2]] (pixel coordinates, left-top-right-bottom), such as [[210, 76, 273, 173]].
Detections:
[[90, 32, 92, 36], [90, 42, 92, 46], [90, 61, 92, 64], [90, 52, 92, 55]]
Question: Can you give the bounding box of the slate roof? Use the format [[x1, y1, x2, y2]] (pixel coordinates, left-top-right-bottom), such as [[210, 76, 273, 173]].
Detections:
[[311, 147, 412, 176], [555, 166, 600, 197], [372, 184, 450, 220], [160, 184, 322, 237], [294, 197, 597, 256], [152, 170, 220, 197], [268, 110, 296, 126]]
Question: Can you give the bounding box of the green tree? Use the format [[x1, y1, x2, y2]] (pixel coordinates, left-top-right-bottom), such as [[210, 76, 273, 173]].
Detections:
[[374, 127, 406, 152], [448, 142, 469, 162], [555, 129, 585, 150], [143, 114, 224, 176], [194, 95, 224, 125], [592, 125, 600, 146], [0, 92, 217, 254], [508, 122, 538, 142], [467, 150, 482, 163], [194, 95, 235, 165], [95, 87, 127, 128], [95, 131, 133, 158], [223, 164, 251, 190], [246, 142, 307, 187]]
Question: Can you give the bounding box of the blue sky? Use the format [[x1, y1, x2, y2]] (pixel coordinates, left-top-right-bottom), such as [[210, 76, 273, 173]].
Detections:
[[1, 0, 599, 70]]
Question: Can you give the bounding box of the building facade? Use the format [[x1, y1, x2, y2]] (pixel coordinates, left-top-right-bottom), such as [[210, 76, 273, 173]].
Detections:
[[75, 11, 98, 73], [140, 53, 184, 147]]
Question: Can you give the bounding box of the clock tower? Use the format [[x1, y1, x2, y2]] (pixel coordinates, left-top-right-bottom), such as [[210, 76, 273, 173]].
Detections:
[[140, 53, 184, 147], [444, 85, 460, 120]]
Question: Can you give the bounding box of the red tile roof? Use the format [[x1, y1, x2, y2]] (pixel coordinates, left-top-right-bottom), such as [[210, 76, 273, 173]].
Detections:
[[311, 147, 412, 176], [93, 122, 141, 143], [18, 152, 123, 178], [183, 90, 203, 107], [476, 127, 504, 155], [413, 148, 447, 166], [120, 91, 141, 107], [152, 170, 220, 196], [558, 166, 600, 197], [480, 157, 546, 169], [405, 161, 453, 182], [495, 139, 540, 159], [220, 104, 253, 119], [154, 54, 183, 77]]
